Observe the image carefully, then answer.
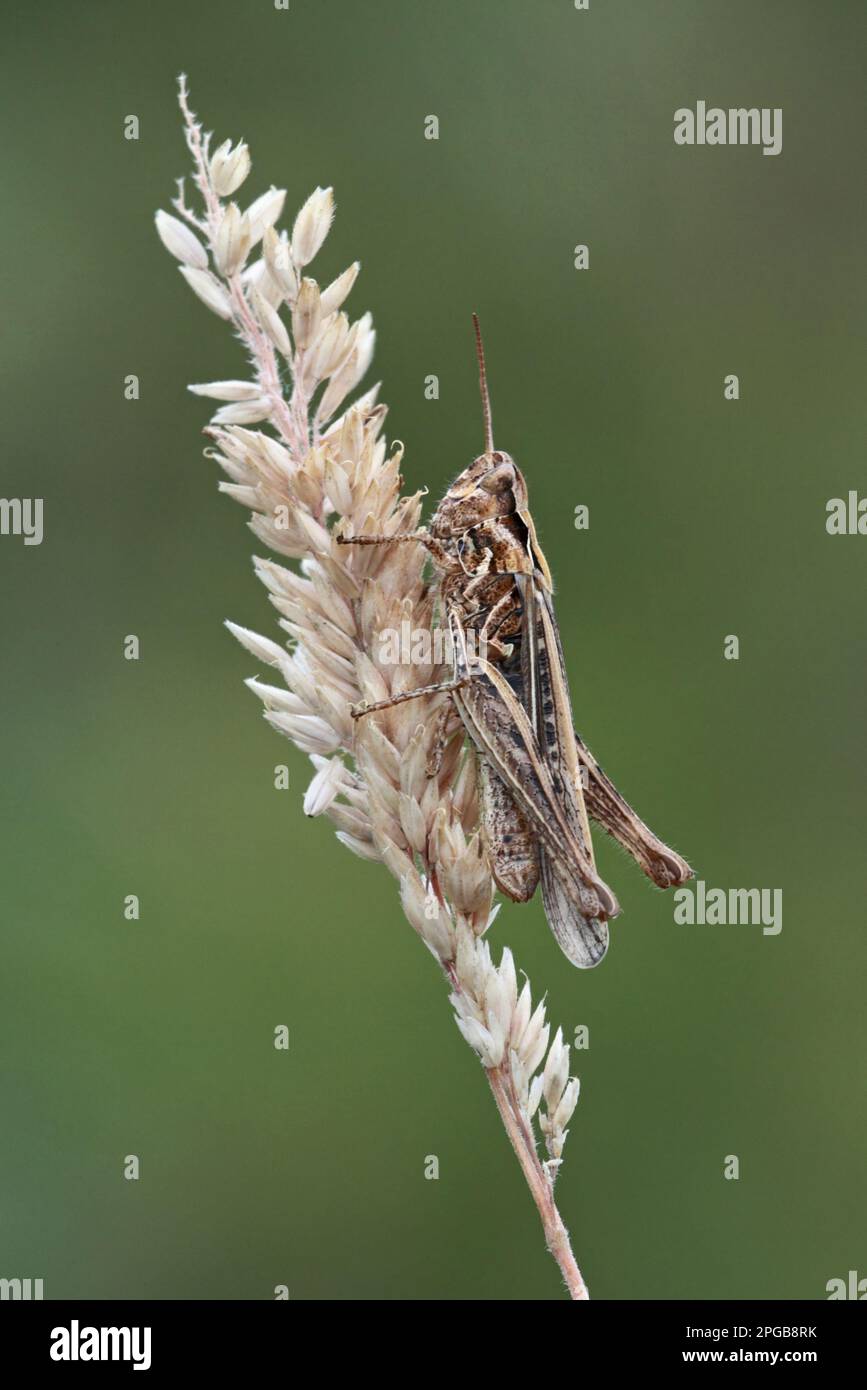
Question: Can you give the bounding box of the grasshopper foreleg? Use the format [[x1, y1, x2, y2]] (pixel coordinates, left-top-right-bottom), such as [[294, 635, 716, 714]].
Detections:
[[351, 672, 475, 721], [336, 528, 452, 567]]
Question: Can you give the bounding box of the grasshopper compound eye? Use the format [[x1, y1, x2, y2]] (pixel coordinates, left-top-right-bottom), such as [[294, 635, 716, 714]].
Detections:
[[478, 461, 515, 493]]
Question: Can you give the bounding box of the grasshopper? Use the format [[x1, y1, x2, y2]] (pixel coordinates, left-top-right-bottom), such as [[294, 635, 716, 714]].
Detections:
[[339, 318, 692, 967]]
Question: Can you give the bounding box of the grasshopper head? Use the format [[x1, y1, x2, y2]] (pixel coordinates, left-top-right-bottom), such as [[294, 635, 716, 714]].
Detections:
[[431, 316, 528, 534], [429, 317, 553, 589], [430, 448, 524, 536]]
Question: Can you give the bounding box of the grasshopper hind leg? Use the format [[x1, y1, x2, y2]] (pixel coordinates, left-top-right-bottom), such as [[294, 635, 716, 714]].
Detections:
[[478, 759, 541, 903]]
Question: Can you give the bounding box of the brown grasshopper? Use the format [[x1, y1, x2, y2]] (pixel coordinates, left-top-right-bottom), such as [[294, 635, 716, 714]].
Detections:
[[339, 317, 692, 967]]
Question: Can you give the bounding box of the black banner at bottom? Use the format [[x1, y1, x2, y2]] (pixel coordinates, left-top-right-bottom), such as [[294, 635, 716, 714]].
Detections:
[[2, 1298, 862, 1373]]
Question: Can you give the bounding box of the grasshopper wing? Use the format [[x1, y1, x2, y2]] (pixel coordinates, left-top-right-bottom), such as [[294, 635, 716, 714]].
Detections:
[[452, 615, 617, 968], [519, 577, 617, 967]]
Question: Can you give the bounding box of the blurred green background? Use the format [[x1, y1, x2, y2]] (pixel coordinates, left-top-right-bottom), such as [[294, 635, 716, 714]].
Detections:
[[1, 0, 864, 1300]]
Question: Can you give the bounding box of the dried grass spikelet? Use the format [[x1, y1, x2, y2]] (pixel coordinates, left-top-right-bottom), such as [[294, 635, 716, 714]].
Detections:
[[158, 75, 588, 1299]]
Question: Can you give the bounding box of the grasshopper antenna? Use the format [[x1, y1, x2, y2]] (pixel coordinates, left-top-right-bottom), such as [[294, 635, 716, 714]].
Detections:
[[472, 312, 494, 455]]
